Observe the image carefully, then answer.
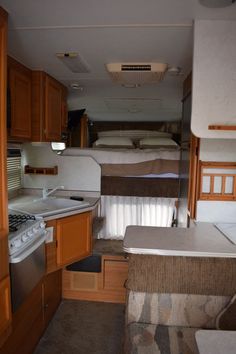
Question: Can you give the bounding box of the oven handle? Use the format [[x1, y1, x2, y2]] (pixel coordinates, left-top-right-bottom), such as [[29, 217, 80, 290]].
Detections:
[[9, 233, 46, 264]]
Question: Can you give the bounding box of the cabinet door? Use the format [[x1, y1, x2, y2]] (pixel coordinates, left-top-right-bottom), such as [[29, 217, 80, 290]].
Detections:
[[8, 60, 31, 140], [103, 257, 128, 291], [56, 212, 92, 267], [61, 87, 68, 133], [0, 277, 11, 338], [44, 75, 62, 141], [42, 270, 62, 327], [0, 7, 11, 348]]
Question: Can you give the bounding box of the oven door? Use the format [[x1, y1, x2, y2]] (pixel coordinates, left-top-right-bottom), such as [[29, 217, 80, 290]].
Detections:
[[9, 236, 46, 312]]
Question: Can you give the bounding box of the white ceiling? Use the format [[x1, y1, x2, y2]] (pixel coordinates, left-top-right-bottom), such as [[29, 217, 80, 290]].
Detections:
[[1, 0, 236, 122]]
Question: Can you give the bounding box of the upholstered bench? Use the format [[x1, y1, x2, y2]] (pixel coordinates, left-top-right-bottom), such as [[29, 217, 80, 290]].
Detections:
[[124, 290, 234, 354], [125, 323, 199, 354]]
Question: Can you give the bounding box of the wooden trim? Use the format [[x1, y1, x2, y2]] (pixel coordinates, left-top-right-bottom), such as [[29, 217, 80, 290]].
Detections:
[[187, 134, 200, 219], [182, 72, 192, 99], [198, 161, 236, 201], [208, 125, 236, 131], [62, 255, 128, 304], [24, 165, 58, 175], [80, 114, 88, 148], [0, 7, 8, 238]]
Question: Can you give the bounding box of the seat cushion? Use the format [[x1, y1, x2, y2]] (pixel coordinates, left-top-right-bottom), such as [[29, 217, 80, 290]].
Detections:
[[125, 323, 199, 354]]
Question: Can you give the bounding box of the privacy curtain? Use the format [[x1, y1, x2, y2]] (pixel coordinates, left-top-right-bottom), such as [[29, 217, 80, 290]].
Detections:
[[98, 196, 176, 239]]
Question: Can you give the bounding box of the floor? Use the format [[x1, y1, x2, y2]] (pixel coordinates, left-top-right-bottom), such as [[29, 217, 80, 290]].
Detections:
[[34, 300, 125, 354]]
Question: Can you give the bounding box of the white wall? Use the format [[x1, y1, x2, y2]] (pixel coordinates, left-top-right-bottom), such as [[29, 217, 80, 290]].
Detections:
[[196, 139, 236, 222], [192, 20, 236, 139], [22, 143, 101, 192]]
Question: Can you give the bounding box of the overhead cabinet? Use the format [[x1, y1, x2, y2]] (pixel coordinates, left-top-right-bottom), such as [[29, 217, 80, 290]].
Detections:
[[192, 20, 236, 139], [7, 57, 32, 141], [32, 71, 68, 142]]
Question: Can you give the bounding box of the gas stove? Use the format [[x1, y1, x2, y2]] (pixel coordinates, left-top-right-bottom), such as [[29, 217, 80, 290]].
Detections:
[[8, 211, 46, 256]]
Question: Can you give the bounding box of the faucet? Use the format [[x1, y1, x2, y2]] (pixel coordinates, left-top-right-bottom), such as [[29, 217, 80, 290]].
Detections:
[[42, 185, 64, 199]]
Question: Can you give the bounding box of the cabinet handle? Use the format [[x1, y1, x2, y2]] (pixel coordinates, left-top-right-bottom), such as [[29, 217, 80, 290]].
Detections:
[[44, 303, 49, 309]]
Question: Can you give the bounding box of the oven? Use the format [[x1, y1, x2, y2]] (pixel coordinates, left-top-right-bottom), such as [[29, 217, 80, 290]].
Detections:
[[8, 213, 46, 312]]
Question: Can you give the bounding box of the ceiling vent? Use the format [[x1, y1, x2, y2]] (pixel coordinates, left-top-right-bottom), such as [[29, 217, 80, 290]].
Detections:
[[106, 62, 168, 85], [56, 52, 90, 73]]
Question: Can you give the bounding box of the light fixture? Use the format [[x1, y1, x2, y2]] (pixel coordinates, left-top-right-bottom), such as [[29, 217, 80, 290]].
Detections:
[[199, 0, 235, 7], [70, 83, 84, 91], [56, 52, 90, 73], [167, 66, 183, 76], [51, 142, 66, 154]]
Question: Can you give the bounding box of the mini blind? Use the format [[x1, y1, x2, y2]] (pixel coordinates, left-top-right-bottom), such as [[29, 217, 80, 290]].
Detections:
[[7, 149, 21, 191]]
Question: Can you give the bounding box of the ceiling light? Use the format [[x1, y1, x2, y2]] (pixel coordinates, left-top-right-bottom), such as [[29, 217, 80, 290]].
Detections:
[[167, 66, 183, 75], [199, 0, 235, 7], [56, 52, 90, 73], [70, 83, 84, 90]]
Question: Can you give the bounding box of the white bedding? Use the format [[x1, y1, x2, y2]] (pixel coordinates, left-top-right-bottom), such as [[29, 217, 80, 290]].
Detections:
[[62, 147, 180, 164]]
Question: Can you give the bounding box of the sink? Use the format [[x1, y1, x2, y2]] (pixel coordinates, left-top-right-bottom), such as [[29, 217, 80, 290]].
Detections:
[[9, 197, 90, 217]]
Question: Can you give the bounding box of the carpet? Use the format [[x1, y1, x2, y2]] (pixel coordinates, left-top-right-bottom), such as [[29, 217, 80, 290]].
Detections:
[[34, 300, 125, 354]]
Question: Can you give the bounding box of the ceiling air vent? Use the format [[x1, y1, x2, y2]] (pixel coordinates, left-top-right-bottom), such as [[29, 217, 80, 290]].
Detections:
[[106, 62, 167, 85]]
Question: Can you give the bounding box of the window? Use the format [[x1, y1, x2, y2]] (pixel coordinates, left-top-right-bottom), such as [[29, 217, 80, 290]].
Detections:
[[7, 149, 21, 192]]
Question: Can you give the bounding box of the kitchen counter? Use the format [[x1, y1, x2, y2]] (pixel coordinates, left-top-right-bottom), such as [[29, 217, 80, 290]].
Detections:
[[8, 190, 100, 221], [123, 223, 236, 258]]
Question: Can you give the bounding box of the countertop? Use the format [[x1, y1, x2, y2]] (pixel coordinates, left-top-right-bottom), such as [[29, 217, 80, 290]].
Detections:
[[9, 190, 100, 221], [123, 223, 236, 258], [195, 330, 236, 354]]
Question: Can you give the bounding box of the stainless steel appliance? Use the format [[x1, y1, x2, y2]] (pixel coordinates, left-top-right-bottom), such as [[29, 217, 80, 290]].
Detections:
[[8, 212, 46, 312]]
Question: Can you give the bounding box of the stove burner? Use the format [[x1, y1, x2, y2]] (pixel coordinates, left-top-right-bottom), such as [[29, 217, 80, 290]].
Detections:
[[9, 214, 36, 232]]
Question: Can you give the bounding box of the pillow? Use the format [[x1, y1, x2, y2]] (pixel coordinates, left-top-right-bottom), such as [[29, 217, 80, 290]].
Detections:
[[216, 294, 236, 330], [138, 137, 179, 149], [97, 130, 172, 139], [93, 136, 134, 149]]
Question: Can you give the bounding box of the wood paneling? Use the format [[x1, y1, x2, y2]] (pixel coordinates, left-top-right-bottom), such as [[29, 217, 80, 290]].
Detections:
[[0, 7, 10, 348], [103, 258, 128, 291], [0, 281, 44, 354], [62, 255, 128, 303], [44, 75, 62, 141], [80, 114, 89, 147], [0, 7, 8, 238], [0, 271, 62, 354], [57, 212, 92, 267], [0, 277, 11, 335], [208, 125, 236, 131], [0, 238, 9, 280], [8, 56, 31, 140], [31, 71, 45, 141], [45, 219, 58, 274], [61, 86, 68, 132], [42, 270, 62, 327], [188, 134, 200, 219]]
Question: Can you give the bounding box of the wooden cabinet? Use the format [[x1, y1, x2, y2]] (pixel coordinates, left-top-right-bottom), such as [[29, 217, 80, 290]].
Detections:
[[192, 20, 236, 139], [45, 212, 92, 273], [57, 212, 92, 267], [42, 270, 62, 328], [63, 255, 128, 303], [0, 7, 11, 348], [32, 71, 67, 142], [103, 256, 128, 291], [0, 270, 62, 354], [7, 57, 32, 141]]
